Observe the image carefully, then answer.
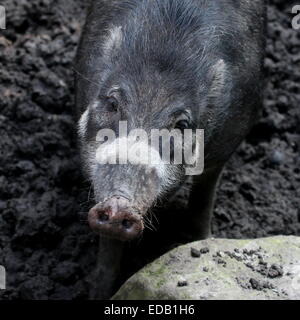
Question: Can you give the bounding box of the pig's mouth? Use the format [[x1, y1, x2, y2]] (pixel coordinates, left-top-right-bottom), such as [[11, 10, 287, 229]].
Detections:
[[88, 196, 145, 241]]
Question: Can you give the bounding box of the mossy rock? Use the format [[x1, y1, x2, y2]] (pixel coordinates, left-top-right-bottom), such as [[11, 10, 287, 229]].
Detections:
[[112, 236, 300, 300]]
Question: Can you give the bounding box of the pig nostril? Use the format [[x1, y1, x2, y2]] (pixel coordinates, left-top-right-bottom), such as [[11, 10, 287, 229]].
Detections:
[[98, 212, 109, 223], [122, 219, 133, 229]]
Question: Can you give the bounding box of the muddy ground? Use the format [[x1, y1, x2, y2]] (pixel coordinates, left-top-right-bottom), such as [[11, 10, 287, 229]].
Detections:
[[0, 0, 299, 299]]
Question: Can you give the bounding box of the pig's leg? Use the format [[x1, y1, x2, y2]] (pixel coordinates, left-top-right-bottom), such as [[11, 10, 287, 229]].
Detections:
[[187, 166, 224, 240], [89, 237, 124, 300]]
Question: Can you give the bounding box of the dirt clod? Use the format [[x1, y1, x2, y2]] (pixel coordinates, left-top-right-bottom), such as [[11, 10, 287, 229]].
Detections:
[[191, 248, 201, 258], [200, 247, 210, 254], [177, 280, 188, 287], [267, 264, 284, 279]]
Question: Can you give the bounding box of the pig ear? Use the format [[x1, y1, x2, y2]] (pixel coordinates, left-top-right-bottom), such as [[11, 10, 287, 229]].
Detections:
[[209, 59, 226, 99], [103, 25, 123, 56]]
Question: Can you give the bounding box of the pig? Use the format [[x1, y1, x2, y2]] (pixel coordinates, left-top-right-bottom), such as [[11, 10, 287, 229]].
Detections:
[[74, 0, 266, 299]]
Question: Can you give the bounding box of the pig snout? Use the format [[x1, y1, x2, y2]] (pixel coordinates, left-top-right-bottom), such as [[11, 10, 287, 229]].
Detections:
[[88, 196, 144, 241]]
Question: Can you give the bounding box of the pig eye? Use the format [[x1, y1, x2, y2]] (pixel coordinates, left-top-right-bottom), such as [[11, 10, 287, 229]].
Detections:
[[106, 96, 119, 112], [175, 120, 190, 130]]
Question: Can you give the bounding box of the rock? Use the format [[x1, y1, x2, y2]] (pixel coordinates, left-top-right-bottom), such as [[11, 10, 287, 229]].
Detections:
[[112, 236, 300, 300], [268, 150, 285, 166]]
